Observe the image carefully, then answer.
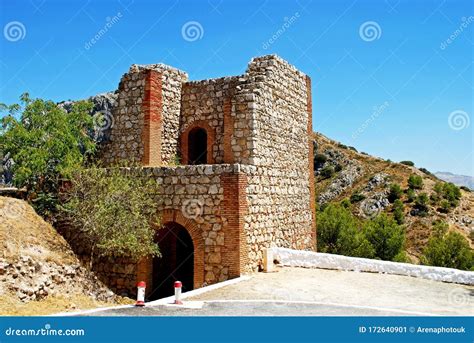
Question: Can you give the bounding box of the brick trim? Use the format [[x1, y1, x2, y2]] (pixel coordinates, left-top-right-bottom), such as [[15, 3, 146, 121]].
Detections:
[[179, 120, 216, 164], [142, 70, 162, 166], [306, 75, 317, 248], [223, 97, 234, 163], [221, 171, 248, 277]]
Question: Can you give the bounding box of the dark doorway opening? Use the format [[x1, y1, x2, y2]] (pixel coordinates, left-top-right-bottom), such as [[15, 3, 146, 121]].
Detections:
[[150, 223, 194, 300], [188, 127, 207, 165]]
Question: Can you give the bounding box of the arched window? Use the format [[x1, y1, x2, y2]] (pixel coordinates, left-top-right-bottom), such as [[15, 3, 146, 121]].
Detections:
[[188, 127, 207, 165]]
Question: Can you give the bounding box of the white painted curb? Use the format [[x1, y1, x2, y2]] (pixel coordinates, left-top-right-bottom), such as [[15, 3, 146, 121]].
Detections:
[[271, 248, 474, 285], [48, 275, 251, 316]]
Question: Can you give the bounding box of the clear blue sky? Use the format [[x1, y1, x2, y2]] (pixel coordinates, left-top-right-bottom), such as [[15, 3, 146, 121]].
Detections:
[[0, 0, 472, 175]]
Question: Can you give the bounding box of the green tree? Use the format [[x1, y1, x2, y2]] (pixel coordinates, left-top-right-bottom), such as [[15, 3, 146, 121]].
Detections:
[[406, 188, 416, 202], [0, 94, 95, 216], [414, 193, 429, 216], [320, 165, 335, 179], [408, 174, 423, 189], [393, 199, 405, 224], [400, 160, 415, 166], [317, 204, 374, 258], [388, 183, 403, 203], [350, 192, 365, 203], [421, 231, 473, 271], [363, 214, 405, 261], [61, 165, 160, 263]]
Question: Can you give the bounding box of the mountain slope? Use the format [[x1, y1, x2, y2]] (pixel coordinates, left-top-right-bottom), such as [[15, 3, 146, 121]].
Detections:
[[313, 132, 473, 261], [435, 172, 473, 190]]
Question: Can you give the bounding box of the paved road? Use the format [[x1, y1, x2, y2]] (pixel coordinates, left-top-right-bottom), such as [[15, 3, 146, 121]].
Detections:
[[90, 301, 426, 316], [84, 267, 474, 316]]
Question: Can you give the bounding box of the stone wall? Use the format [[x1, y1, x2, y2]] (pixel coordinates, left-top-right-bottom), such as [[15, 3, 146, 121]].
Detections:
[[239, 56, 316, 272], [60, 165, 252, 297], [180, 76, 240, 164], [101, 64, 187, 166], [74, 54, 315, 295]]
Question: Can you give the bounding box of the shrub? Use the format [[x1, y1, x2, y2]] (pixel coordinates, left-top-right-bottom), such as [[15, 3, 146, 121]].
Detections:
[[408, 175, 423, 189], [314, 153, 327, 169], [363, 214, 405, 261], [317, 204, 374, 258], [460, 186, 471, 192], [439, 200, 451, 213], [393, 199, 404, 224], [348, 146, 358, 152], [320, 165, 335, 179], [388, 183, 403, 203], [400, 161, 415, 166], [61, 166, 161, 263], [406, 188, 416, 202], [334, 164, 343, 172], [421, 231, 473, 271], [419, 167, 432, 176], [413, 193, 429, 216], [0, 93, 95, 218], [434, 182, 461, 209], [340, 198, 351, 208], [432, 220, 448, 238], [350, 192, 366, 203]]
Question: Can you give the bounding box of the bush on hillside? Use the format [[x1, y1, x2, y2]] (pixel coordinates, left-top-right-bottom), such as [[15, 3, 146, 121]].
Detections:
[[393, 199, 404, 225], [388, 183, 403, 203], [363, 214, 405, 261], [400, 161, 415, 166], [314, 153, 327, 169], [61, 165, 160, 263], [350, 192, 366, 203], [419, 167, 432, 176], [421, 231, 473, 271], [433, 182, 461, 209], [413, 193, 429, 216], [316, 204, 374, 258], [406, 188, 416, 202], [320, 165, 335, 179], [408, 175, 423, 189]]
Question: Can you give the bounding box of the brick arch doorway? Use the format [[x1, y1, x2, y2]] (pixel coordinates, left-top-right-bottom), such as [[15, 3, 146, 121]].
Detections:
[[150, 222, 194, 300]]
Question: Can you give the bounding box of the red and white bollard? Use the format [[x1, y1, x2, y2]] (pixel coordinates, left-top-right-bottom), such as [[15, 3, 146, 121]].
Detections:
[[174, 281, 183, 305], [135, 281, 146, 307]]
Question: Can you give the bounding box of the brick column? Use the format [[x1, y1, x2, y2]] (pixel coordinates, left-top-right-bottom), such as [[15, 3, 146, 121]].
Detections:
[[221, 169, 248, 278], [306, 75, 317, 248], [142, 70, 162, 166], [223, 97, 234, 163]]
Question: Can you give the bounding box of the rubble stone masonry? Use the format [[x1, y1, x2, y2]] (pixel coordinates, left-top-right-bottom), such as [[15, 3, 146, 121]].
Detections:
[[75, 55, 315, 296]]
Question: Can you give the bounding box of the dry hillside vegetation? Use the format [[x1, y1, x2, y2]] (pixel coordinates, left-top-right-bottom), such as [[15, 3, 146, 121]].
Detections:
[[313, 133, 473, 261], [0, 196, 132, 315]]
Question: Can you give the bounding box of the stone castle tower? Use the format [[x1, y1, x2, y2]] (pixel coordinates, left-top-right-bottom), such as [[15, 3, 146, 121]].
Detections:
[[98, 55, 315, 298]]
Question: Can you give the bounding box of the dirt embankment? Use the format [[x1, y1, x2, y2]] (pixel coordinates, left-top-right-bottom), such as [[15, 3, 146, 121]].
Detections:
[[0, 196, 132, 315]]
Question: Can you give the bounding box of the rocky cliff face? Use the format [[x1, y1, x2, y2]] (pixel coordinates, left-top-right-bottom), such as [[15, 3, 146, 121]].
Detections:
[[313, 132, 473, 260], [58, 91, 118, 145]]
